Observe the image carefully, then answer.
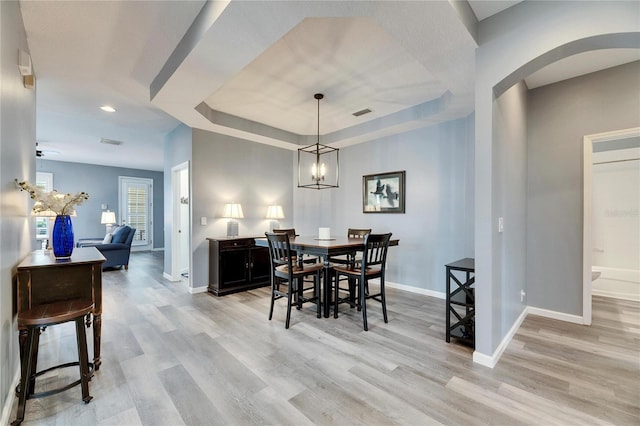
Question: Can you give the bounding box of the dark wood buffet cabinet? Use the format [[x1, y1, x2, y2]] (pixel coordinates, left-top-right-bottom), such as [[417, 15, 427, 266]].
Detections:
[[207, 237, 270, 296]]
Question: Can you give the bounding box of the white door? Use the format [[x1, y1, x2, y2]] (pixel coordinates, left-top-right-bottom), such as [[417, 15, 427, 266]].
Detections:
[[171, 162, 191, 283], [119, 176, 153, 251]]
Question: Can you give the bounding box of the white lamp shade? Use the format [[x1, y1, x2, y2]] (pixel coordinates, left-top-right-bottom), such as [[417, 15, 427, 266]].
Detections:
[[223, 203, 244, 219], [265, 205, 284, 219], [101, 211, 116, 225]]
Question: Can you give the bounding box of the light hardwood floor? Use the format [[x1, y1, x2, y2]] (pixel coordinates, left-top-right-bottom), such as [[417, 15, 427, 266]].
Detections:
[[9, 251, 640, 425]]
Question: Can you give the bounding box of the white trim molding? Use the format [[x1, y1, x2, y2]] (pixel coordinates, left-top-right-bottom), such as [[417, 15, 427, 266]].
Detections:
[[189, 285, 208, 295], [163, 272, 181, 282], [1, 370, 20, 426], [383, 280, 445, 299], [473, 307, 528, 368], [527, 306, 585, 325]]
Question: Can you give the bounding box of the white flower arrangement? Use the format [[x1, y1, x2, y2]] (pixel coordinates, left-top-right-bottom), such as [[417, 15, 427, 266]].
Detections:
[[16, 179, 89, 216]]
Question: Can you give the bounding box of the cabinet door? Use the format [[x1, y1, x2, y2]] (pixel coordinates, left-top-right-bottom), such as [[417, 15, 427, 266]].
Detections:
[[249, 247, 270, 284], [219, 249, 248, 288]]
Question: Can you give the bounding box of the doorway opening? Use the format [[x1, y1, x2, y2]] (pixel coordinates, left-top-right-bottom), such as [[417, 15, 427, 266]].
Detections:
[[171, 162, 191, 285], [583, 127, 640, 325]]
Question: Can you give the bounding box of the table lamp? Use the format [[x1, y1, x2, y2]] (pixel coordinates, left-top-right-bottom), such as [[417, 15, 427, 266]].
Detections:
[[223, 203, 244, 237], [101, 210, 116, 234], [265, 205, 284, 231]]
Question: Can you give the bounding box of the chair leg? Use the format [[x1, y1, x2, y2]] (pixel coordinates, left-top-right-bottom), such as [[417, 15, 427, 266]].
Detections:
[[285, 281, 293, 329], [75, 318, 92, 403], [296, 278, 303, 310], [333, 272, 340, 318], [12, 327, 37, 426], [380, 278, 388, 323], [27, 328, 40, 396], [361, 279, 368, 331], [348, 277, 357, 309], [268, 279, 276, 321]]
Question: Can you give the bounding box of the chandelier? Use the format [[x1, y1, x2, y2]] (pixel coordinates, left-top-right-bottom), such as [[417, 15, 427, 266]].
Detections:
[[298, 93, 339, 189]]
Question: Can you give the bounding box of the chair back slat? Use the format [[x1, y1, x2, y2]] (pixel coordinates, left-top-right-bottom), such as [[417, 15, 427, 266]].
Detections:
[[273, 228, 297, 238], [265, 232, 292, 270], [362, 233, 392, 269], [347, 228, 371, 239]]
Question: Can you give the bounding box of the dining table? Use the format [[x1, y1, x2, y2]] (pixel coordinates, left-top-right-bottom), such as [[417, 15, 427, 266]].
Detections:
[[255, 235, 399, 318]]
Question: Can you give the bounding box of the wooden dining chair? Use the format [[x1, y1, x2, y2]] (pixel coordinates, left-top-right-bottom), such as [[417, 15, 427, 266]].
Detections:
[[265, 232, 323, 328], [272, 228, 318, 264], [328, 228, 371, 308], [329, 228, 371, 265], [332, 233, 392, 331]]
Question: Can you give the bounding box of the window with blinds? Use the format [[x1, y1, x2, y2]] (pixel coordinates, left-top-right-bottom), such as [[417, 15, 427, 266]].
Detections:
[[126, 186, 147, 242], [119, 176, 153, 248]]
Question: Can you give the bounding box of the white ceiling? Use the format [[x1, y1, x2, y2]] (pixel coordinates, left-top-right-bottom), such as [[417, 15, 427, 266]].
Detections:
[[19, 0, 639, 171]]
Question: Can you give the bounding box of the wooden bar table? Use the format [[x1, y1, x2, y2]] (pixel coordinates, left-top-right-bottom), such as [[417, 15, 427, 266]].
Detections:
[[256, 236, 399, 318], [16, 247, 106, 370]]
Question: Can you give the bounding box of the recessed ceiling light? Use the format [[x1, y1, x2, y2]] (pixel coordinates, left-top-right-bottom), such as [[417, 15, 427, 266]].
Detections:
[[100, 105, 116, 112]]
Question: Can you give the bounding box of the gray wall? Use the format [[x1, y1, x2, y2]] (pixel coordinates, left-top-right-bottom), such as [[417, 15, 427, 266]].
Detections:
[[191, 129, 293, 289], [474, 0, 638, 360], [0, 0, 36, 419], [527, 61, 640, 314], [37, 160, 164, 249], [305, 117, 475, 293], [493, 81, 528, 348], [163, 124, 193, 277]]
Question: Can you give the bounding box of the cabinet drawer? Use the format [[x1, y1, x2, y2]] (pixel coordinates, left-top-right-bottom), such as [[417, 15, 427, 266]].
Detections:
[[219, 239, 252, 250]]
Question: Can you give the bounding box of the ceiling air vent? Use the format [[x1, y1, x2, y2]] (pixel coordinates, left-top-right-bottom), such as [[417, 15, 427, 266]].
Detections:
[[352, 108, 372, 117], [100, 138, 123, 146]]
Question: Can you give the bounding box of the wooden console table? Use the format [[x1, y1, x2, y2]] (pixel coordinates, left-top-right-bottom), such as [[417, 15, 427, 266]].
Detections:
[[16, 247, 106, 370]]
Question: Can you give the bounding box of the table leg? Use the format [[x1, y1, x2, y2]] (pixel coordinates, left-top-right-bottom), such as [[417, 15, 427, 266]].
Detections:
[[323, 257, 332, 318]]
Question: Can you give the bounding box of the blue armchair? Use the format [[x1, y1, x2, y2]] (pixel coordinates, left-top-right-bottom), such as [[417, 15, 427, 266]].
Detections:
[[77, 225, 136, 270]]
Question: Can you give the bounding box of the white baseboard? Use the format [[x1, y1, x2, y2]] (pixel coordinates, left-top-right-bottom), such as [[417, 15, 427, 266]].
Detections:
[[189, 285, 208, 294], [372, 279, 446, 299], [527, 306, 585, 324], [473, 307, 528, 368], [1, 369, 20, 426], [163, 272, 181, 282]]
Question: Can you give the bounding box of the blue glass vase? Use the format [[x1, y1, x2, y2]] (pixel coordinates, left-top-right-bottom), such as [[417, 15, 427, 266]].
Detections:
[[52, 215, 74, 259]]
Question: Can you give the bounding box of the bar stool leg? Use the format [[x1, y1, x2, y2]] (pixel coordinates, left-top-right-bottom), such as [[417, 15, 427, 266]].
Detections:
[[12, 327, 37, 425], [75, 317, 93, 403]]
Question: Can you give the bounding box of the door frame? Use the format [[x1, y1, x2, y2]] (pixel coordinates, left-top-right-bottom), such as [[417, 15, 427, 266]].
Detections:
[[583, 126, 640, 325], [171, 161, 191, 285], [118, 176, 153, 251]]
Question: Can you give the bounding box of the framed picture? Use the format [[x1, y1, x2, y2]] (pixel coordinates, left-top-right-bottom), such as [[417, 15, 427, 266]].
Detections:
[[362, 170, 405, 213]]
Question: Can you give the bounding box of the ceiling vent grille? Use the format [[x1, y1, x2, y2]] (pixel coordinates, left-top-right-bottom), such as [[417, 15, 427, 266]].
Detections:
[[100, 138, 123, 146], [352, 108, 372, 117]]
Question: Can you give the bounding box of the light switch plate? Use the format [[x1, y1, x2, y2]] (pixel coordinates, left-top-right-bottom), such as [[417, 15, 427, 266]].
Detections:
[[498, 217, 504, 233], [200, 217, 207, 226]]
